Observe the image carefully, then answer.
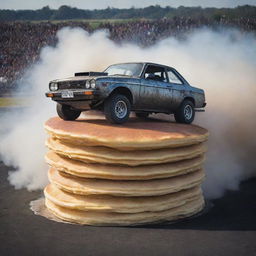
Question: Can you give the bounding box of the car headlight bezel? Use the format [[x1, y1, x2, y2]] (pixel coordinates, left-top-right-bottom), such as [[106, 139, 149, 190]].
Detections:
[[49, 82, 58, 91], [90, 79, 96, 89]]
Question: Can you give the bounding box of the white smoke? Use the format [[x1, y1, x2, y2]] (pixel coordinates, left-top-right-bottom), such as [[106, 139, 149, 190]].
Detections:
[[0, 27, 255, 197]]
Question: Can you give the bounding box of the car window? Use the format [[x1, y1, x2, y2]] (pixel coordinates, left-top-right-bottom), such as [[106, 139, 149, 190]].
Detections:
[[104, 63, 143, 76], [167, 70, 183, 84], [144, 65, 168, 83]]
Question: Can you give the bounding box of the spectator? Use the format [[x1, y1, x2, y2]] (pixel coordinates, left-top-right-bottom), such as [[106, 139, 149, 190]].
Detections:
[[0, 16, 255, 94]]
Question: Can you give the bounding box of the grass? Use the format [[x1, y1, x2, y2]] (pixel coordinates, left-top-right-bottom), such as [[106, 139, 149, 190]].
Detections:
[[9, 18, 151, 30], [29, 18, 145, 24], [0, 97, 29, 107]]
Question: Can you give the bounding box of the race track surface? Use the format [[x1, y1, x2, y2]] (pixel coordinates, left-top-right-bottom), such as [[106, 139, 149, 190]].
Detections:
[[1, 161, 256, 256]]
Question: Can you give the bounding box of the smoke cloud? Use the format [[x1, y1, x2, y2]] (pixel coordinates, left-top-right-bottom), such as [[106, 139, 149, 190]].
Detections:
[[0, 27, 255, 198]]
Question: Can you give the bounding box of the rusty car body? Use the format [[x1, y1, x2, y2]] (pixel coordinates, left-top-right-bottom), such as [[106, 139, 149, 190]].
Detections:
[[46, 62, 206, 124]]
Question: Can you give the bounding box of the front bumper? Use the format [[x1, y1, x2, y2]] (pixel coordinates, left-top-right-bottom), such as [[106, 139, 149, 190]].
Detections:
[[45, 90, 102, 110], [45, 89, 98, 100]]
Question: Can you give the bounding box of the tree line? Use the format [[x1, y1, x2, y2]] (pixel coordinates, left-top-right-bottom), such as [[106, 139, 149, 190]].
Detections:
[[0, 5, 256, 21]]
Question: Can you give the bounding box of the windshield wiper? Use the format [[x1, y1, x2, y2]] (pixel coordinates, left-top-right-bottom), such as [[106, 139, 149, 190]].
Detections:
[[110, 74, 131, 77]]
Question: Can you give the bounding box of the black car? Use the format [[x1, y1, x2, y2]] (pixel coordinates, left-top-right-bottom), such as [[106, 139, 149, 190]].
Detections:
[[46, 62, 206, 124]]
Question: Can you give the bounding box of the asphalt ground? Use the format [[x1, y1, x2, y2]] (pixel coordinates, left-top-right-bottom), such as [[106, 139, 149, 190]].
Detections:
[[1, 108, 256, 256], [1, 161, 256, 256]]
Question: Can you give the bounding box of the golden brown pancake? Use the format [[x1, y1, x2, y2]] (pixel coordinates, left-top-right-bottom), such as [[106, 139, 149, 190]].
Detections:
[[48, 167, 205, 197], [45, 196, 204, 226], [45, 151, 204, 180], [46, 138, 207, 166], [44, 117, 209, 151], [44, 183, 202, 213]]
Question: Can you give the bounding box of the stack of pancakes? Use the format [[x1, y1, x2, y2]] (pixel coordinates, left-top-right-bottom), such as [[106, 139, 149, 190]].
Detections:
[[44, 117, 209, 226]]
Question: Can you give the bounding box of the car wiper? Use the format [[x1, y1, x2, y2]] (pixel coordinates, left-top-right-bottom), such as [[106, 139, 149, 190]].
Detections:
[[110, 74, 131, 77]]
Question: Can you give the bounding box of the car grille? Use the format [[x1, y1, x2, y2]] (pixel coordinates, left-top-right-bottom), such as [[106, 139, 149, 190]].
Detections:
[[58, 81, 85, 90]]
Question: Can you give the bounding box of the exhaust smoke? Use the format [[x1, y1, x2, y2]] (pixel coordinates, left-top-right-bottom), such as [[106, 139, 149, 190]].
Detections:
[[0, 27, 255, 198]]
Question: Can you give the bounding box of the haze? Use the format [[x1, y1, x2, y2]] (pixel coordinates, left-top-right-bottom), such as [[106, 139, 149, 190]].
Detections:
[[1, 0, 256, 10], [0, 27, 256, 199]]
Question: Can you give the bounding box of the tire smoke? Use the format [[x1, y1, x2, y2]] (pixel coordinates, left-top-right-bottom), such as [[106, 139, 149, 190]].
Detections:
[[0, 27, 255, 198]]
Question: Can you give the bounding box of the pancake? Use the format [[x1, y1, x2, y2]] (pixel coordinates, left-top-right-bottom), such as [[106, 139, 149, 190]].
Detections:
[[45, 196, 205, 226], [45, 151, 204, 180], [46, 138, 207, 166], [44, 117, 209, 151], [44, 183, 202, 213], [48, 167, 205, 197]]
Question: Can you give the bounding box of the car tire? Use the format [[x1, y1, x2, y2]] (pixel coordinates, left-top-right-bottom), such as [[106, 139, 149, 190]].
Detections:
[[56, 103, 81, 121], [104, 94, 131, 124], [174, 100, 195, 124], [135, 112, 149, 119]]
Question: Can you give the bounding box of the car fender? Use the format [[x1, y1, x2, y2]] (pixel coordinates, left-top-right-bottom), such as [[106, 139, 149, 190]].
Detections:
[[188, 86, 205, 108], [101, 81, 140, 106]]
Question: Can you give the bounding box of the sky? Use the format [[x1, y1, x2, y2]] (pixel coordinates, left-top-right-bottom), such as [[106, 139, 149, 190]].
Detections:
[[0, 0, 256, 10]]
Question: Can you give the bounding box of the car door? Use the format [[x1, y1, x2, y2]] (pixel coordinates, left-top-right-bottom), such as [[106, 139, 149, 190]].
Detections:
[[138, 65, 172, 112], [166, 68, 186, 110]]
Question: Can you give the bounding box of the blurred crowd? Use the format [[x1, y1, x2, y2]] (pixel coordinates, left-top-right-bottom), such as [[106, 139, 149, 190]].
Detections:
[[1, 16, 256, 93], [103, 17, 256, 45]]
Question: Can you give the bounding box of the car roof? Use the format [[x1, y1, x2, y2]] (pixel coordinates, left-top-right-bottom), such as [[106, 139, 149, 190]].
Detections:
[[109, 62, 174, 69]]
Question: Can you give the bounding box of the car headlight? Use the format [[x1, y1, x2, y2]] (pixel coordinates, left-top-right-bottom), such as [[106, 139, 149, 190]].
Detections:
[[49, 82, 58, 91], [90, 79, 96, 89], [85, 80, 90, 89]]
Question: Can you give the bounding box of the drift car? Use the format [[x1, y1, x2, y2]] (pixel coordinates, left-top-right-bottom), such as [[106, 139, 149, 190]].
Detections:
[[45, 62, 206, 124]]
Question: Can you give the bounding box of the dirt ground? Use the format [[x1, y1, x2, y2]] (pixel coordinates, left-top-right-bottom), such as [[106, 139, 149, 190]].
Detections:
[[1, 161, 256, 256]]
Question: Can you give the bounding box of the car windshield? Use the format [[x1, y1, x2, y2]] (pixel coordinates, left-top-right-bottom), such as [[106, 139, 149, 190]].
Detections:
[[104, 63, 143, 77]]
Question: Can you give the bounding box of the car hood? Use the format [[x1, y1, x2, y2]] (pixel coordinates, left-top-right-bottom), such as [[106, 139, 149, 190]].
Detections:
[[51, 75, 137, 83], [51, 76, 102, 83]]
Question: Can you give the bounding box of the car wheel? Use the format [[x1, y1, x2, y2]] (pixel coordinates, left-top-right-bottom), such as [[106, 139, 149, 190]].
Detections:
[[135, 112, 149, 118], [104, 94, 131, 124], [56, 103, 81, 121], [174, 100, 195, 124]]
